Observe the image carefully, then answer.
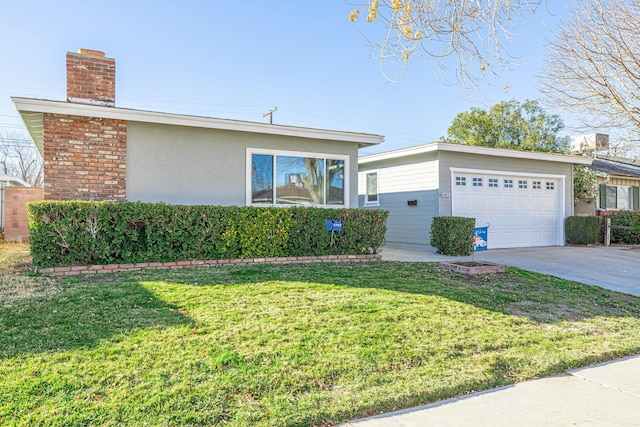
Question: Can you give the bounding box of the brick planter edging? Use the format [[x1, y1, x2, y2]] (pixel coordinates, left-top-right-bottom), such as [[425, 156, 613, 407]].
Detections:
[[37, 254, 383, 276], [439, 261, 507, 276]]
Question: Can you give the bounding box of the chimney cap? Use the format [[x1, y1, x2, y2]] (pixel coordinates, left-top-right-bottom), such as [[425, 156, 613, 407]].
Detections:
[[77, 48, 106, 57]]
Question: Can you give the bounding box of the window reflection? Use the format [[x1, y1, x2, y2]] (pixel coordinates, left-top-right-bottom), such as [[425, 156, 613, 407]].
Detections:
[[276, 156, 324, 205], [327, 159, 344, 205], [251, 153, 345, 206], [251, 154, 273, 204]]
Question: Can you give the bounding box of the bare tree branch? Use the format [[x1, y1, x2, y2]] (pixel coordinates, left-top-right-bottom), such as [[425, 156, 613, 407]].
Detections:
[[0, 128, 43, 186], [349, 0, 544, 93], [540, 0, 640, 157]]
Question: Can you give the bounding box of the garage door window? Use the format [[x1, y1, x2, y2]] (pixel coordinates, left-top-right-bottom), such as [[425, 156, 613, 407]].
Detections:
[[533, 181, 541, 189], [473, 177, 483, 187], [456, 176, 466, 186], [546, 182, 555, 190], [518, 180, 528, 189], [488, 178, 498, 188], [504, 179, 513, 188]]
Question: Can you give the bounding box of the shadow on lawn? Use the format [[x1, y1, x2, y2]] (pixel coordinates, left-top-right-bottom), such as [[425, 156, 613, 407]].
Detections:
[[0, 277, 193, 359], [143, 261, 640, 323]]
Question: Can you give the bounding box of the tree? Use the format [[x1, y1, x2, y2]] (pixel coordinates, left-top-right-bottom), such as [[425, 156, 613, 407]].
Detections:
[[573, 165, 597, 204], [539, 0, 640, 158], [0, 129, 43, 186], [445, 99, 569, 152], [348, 0, 544, 91]]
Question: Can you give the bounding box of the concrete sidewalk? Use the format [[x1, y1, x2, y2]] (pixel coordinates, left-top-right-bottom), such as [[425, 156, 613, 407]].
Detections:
[[343, 355, 640, 427]]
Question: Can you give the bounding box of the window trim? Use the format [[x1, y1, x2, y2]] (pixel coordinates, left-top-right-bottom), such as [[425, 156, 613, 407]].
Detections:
[[601, 184, 636, 211], [246, 148, 350, 207], [364, 170, 380, 206]]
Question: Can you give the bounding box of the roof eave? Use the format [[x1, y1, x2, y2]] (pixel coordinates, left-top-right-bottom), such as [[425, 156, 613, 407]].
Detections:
[[359, 141, 593, 165], [12, 97, 384, 150]]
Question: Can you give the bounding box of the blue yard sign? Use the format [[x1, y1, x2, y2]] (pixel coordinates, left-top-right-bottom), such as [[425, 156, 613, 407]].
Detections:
[[325, 220, 343, 232], [473, 226, 488, 252], [326, 220, 343, 247]]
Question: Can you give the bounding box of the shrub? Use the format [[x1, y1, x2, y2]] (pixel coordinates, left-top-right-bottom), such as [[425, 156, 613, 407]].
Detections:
[[608, 210, 640, 244], [28, 201, 389, 268], [430, 216, 475, 256], [565, 216, 601, 245]]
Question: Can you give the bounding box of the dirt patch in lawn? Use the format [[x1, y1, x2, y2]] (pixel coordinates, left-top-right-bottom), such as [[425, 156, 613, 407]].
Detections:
[[508, 301, 584, 322], [0, 242, 62, 307]]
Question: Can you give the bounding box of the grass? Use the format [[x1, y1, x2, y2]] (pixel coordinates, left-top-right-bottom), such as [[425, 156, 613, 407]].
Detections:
[[1, 242, 640, 426]]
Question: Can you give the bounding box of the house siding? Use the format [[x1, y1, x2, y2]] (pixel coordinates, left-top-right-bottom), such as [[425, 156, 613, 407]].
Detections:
[[126, 121, 359, 207], [43, 113, 127, 201], [359, 153, 439, 250]]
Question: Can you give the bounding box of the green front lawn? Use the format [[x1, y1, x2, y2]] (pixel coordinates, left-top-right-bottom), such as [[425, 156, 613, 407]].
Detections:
[[2, 254, 640, 426]]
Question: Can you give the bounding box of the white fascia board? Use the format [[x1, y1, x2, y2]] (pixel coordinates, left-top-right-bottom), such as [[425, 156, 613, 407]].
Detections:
[[12, 97, 384, 147], [359, 141, 594, 165]]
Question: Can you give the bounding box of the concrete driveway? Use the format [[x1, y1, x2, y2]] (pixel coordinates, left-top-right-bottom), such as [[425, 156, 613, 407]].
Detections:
[[381, 245, 640, 296]]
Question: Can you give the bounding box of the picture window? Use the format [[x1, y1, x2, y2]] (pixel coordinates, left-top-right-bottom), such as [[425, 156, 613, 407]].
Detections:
[[250, 151, 345, 206]]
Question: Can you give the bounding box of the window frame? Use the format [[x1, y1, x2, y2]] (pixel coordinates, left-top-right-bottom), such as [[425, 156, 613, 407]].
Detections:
[[601, 184, 635, 210], [246, 148, 349, 208], [364, 170, 379, 206]]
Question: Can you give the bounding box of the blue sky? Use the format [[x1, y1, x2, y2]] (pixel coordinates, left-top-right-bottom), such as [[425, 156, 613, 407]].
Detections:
[[0, 1, 573, 155]]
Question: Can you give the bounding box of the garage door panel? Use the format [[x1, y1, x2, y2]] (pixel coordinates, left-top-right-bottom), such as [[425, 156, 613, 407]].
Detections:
[[452, 172, 562, 248]]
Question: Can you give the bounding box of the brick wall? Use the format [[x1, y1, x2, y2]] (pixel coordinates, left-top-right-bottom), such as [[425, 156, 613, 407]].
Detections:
[[66, 49, 115, 106], [43, 113, 127, 201], [3, 186, 44, 242]]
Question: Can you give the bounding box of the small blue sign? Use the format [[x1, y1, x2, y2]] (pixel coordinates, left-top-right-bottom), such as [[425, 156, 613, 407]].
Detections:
[[326, 220, 343, 232], [473, 226, 488, 252]]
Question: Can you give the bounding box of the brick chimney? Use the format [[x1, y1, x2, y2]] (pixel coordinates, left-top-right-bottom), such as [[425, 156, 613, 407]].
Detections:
[[66, 49, 115, 107]]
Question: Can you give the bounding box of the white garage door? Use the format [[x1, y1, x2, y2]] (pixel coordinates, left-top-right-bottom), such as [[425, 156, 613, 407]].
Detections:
[[451, 171, 563, 248]]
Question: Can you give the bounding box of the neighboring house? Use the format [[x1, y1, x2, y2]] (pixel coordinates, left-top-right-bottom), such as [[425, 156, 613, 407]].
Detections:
[[0, 174, 30, 188], [591, 157, 640, 215], [13, 49, 383, 207], [358, 142, 592, 251]]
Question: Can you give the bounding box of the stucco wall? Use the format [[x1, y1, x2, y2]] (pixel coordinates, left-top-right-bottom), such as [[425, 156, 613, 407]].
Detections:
[[126, 121, 360, 207], [437, 151, 575, 218]]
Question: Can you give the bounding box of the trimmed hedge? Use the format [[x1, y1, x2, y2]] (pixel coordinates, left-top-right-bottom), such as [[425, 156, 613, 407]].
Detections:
[[565, 216, 601, 245], [430, 216, 475, 256], [28, 201, 388, 268], [609, 210, 640, 244]]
